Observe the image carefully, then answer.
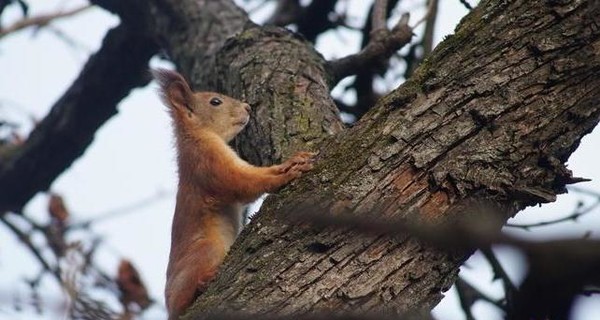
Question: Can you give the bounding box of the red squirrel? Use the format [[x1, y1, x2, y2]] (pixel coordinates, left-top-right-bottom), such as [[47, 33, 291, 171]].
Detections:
[[153, 69, 314, 319]]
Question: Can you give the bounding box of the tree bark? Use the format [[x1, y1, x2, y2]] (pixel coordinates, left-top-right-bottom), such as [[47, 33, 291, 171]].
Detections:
[[132, 0, 344, 166], [184, 0, 599, 317], [109, 0, 600, 317]]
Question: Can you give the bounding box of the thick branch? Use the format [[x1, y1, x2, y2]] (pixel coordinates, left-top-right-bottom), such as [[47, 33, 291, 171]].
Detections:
[[136, 0, 249, 87], [371, 0, 388, 32], [188, 0, 600, 316], [0, 24, 156, 211]]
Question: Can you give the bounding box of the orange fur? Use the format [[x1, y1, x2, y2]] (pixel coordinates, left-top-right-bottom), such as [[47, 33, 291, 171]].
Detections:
[[152, 69, 314, 320]]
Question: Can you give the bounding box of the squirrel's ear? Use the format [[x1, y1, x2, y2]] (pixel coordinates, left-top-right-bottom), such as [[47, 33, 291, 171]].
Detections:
[[152, 68, 193, 112]]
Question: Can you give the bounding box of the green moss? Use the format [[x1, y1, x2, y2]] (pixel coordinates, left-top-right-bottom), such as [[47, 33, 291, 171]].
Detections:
[[238, 28, 259, 41]]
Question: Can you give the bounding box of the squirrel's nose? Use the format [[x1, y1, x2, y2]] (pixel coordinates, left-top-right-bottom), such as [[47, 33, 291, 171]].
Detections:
[[243, 103, 251, 113]]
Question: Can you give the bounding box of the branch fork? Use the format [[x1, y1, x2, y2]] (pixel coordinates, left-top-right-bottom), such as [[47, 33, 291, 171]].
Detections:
[[327, 1, 413, 85]]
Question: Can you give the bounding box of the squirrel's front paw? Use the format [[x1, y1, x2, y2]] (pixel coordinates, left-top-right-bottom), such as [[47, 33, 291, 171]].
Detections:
[[279, 151, 317, 173], [287, 162, 314, 177]]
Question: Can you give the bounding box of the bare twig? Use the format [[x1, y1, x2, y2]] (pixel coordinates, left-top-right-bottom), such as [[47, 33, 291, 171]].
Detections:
[[2, 198, 157, 318], [286, 205, 598, 254], [568, 186, 600, 198], [455, 277, 502, 320], [0, 4, 90, 39], [455, 278, 477, 320], [481, 247, 517, 292], [286, 204, 505, 250], [0, 214, 61, 281], [505, 198, 600, 229], [69, 189, 172, 229], [421, 0, 439, 56], [458, 0, 473, 10], [404, 0, 439, 79], [45, 25, 92, 53], [480, 247, 517, 311], [328, 12, 413, 84], [337, 0, 400, 119]]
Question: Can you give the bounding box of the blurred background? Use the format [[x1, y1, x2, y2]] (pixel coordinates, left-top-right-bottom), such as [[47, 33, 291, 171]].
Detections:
[[0, 0, 598, 319]]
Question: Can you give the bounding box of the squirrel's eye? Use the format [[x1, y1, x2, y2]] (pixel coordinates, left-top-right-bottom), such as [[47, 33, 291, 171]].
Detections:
[[209, 97, 222, 106]]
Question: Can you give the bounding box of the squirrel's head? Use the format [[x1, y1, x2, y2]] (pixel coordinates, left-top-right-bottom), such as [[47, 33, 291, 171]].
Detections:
[[152, 69, 251, 142]]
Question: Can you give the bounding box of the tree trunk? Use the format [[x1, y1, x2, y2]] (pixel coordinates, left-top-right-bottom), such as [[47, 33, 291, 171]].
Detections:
[[130, 0, 600, 317], [136, 0, 345, 164]]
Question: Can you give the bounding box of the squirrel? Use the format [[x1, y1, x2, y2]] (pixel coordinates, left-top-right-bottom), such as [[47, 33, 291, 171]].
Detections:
[[152, 69, 315, 320]]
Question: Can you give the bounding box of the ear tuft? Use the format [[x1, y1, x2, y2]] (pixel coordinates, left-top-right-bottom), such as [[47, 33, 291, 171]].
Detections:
[[151, 68, 193, 111]]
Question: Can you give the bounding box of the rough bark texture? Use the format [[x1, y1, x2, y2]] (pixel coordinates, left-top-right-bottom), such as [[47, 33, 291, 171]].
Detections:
[[219, 26, 344, 165], [141, 0, 344, 164], [177, 0, 600, 317]]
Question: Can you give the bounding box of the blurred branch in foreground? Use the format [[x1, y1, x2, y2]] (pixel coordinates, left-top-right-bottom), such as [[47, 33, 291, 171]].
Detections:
[[283, 203, 600, 320]]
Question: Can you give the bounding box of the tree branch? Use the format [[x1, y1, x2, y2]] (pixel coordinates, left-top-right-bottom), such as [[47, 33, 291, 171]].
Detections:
[[266, 0, 340, 43], [0, 4, 90, 39], [505, 198, 599, 230], [405, 0, 439, 79], [371, 0, 389, 32], [480, 247, 517, 312], [293, 206, 600, 319], [0, 24, 157, 211], [455, 277, 501, 320], [327, 12, 412, 84], [341, 0, 400, 119], [187, 0, 600, 316], [184, 205, 600, 319], [459, 0, 474, 10], [0, 214, 60, 281], [265, 0, 301, 27], [421, 0, 438, 56]]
